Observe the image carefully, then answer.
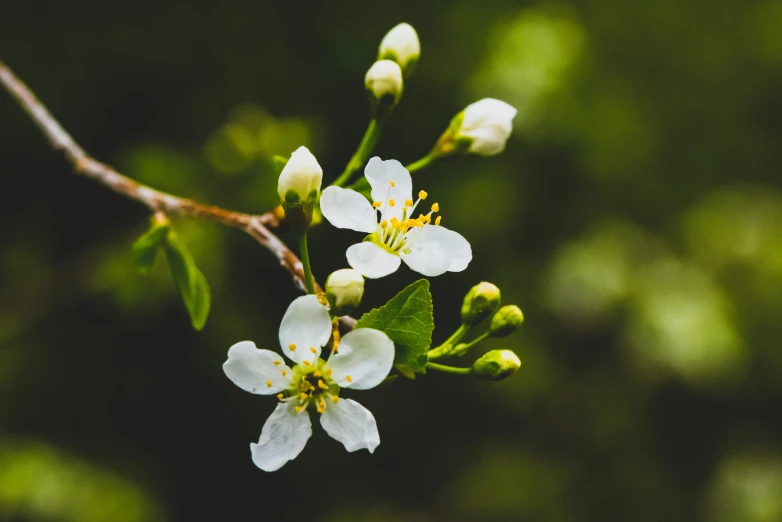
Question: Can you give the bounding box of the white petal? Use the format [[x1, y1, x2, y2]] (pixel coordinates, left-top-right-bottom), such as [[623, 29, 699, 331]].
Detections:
[[328, 328, 394, 390], [464, 124, 512, 155], [279, 295, 332, 365], [401, 237, 451, 277], [346, 242, 402, 279], [320, 186, 377, 233], [320, 398, 380, 453], [462, 98, 517, 129], [250, 401, 312, 472], [364, 157, 413, 221], [223, 341, 292, 395], [405, 225, 472, 274]]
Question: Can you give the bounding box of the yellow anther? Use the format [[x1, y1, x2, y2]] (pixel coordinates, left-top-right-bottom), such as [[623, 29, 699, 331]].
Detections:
[[265, 380, 272, 388], [276, 393, 284, 399], [302, 360, 310, 366], [319, 400, 326, 409], [295, 406, 304, 413], [310, 347, 317, 354], [331, 395, 339, 404], [381, 220, 388, 229], [273, 360, 281, 366], [390, 217, 399, 227], [317, 406, 324, 414], [300, 392, 308, 400], [431, 202, 440, 212], [388, 198, 396, 207], [390, 180, 396, 187], [405, 199, 413, 207], [325, 368, 333, 376], [346, 375, 353, 383], [425, 214, 432, 224], [313, 371, 322, 377], [419, 190, 428, 200], [318, 379, 327, 389], [436, 216, 442, 225], [281, 369, 287, 376], [288, 344, 297, 352], [309, 384, 316, 391], [372, 201, 382, 208]]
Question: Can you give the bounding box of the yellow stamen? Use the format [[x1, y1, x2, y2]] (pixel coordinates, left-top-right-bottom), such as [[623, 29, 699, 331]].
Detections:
[[431, 202, 440, 212], [302, 360, 310, 366], [319, 400, 326, 409], [277, 393, 284, 399], [295, 406, 304, 413], [435, 216, 442, 225], [381, 220, 388, 228], [425, 214, 432, 224], [310, 347, 317, 354], [388, 198, 396, 207], [331, 395, 339, 404], [300, 392, 308, 400], [313, 371, 322, 377], [265, 380, 272, 388], [288, 344, 297, 352], [390, 180, 396, 187], [309, 384, 316, 391], [405, 199, 413, 207], [281, 369, 287, 376], [419, 190, 428, 200], [372, 201, 382, 208], [273, 360, 281, 366], [318, 379, 327, 389], [317, 406, 324, 414], [346, 375, 353, 383], [390, 217, 399, 227], [325, 368, 333, 376]]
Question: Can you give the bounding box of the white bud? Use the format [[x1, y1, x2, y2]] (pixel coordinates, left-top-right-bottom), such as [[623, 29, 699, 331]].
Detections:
[[378, 23, 420, 77], [365, 60, 404, 107], [457, 98, 518, 156], [277, 146, 323, 205], [325, 269, 365, 314]]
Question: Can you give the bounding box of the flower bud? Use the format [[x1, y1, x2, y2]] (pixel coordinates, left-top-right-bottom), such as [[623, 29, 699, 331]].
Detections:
[[277, 146, 322, 206], [460, 282, 501, 326], [471, 350, 522, 381], [378, 23, 420, 78], [325, 269, 365, 315], [489, 305, 524, 338], [365, 60, 404, 118], [434, 98, 517, 157]]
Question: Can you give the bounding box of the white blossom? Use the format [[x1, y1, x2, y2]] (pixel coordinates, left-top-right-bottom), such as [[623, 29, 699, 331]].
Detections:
[[365, 60, 404, 105], [320, 157, 472, 279], [277, 146, 323, 204], [223, 295, 394, 471], [457, 98, 518, 156], [378, 23, 420, 76]]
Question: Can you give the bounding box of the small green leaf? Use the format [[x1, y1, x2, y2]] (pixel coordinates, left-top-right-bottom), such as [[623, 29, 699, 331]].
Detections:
[[131, 220, 170, 273], [164, 230, 211, 331], [355, 279, 434, 372], [272, 155, 288, 175]]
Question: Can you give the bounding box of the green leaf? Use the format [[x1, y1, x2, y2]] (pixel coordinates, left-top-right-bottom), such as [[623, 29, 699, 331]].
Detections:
[[272, 155, 288, 175], [355, 279, 434, 372], [163, 230, 211, 331], [131, 220, 170, 273]]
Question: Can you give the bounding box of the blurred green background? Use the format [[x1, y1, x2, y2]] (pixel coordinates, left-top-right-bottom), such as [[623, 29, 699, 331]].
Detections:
[[2, 0, 782, 520]]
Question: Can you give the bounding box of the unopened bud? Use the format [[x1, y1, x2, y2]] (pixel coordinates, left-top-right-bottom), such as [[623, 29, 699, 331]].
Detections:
[[471, 350, 522, 381], [365, 60, 404, 118], [461, 282, 501, 326], [378, 23, 420, 78], [325, 269, 365, 315], [434, 98, 517, 158], [278, 146, 322, 232], [489, 305, 524, 337]]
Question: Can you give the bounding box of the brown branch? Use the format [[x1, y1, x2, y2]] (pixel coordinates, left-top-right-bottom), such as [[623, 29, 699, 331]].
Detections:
[[0, 60, 320, 294]]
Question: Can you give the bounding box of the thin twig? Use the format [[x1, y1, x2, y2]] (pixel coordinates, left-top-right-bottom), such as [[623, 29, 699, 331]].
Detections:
[[0, 60, 320, 294]]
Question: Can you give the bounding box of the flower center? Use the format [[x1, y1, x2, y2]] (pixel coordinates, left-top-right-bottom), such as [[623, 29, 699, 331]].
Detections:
[[371, 182, 443, 254], [281, 358, 340, 414]]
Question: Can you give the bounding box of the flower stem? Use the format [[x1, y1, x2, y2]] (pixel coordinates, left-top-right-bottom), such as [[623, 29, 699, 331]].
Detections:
[[450, 331, 490, 357], [405, 153, 436, 173], [297, 231, 315, 294], [427, 324, 470, 359], [333, 118, 385, 187], [425, 362, 472, 375]]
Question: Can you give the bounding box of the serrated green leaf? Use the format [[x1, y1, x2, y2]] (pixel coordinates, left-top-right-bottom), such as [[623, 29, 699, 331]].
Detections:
[[355, 279, 433, 372], [164, 230, 211, 331], [131, 221, 170, 273]]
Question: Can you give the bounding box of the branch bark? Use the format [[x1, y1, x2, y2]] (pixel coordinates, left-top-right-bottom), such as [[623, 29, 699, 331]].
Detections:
[[0, 60, 322, 293]]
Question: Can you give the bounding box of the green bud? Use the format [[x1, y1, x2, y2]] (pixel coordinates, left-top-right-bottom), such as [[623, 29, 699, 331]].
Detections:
[[325, 269, 365, 315], [489, 305, 524, 337], [471, 350, 522, 381], [460, 282, 501, 326]]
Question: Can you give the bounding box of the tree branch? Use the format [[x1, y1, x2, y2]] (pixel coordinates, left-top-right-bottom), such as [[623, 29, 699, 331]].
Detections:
[[0, 60, 320, 294]]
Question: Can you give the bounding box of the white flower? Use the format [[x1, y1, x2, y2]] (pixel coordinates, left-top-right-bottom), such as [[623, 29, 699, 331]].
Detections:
[[277, 146, 323, 204], [320, 157, 472, 279], [326, 268, 365, 314], [365, 60, 404, 105], [378, 23, 420, 77], [457, 98, 518, 156], [223, 295, 395, 472]]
